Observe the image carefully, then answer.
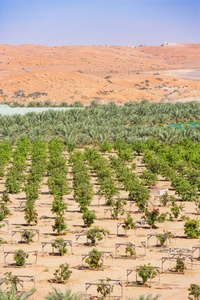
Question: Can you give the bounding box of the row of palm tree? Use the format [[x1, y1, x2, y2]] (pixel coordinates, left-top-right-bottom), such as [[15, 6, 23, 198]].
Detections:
[[0, 101, 200, 145], [0, 285, 83, 300], [0, 285, 160, 299]]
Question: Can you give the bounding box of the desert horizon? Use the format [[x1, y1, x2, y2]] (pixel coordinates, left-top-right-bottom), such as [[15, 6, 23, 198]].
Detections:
[[0, 43, 200, 106]]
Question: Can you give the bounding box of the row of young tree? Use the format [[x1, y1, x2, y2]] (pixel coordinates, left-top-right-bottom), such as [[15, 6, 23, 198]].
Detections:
[[70, 151, 95, 227], [0, 141, 12, 178], [1, 137, 200, 299], [0, 280, 199, 300], [47, 138, 69, 235], [5, 137, 30, 194], [84, 147, 119, 204], [96, 139, 200, 235], [24, 140, 47, 225], [0, 141, 13, 221], [1, 136, 200, 236], [109, 154, 149, 213], [141, 140, 199, 202]]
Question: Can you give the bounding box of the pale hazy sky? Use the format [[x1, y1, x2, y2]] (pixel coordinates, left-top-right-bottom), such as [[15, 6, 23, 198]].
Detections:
[[0, 0, 199, 46]]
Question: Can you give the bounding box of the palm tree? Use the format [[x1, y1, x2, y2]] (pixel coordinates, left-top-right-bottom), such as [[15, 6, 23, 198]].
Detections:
[[45, 286, 83, 300], [192, 130, 200, 143], [148, 127, 179, 145], [0, 115, 14, 128], [12, 114, 25, 126], [0, 286, 35, 300], [0, 125, 18, 144], [170, 107, 187, 123]]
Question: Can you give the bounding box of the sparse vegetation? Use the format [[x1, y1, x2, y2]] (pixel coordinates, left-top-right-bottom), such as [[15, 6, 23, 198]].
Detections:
[[184, 219, 200, 238], [188, 284, 200, 300], [14, 249, 29, 266], [51, 238, 68, 255], [175, 256, 186, 272], [97, 278, 113, 299], [21, 229, 35, 244], [85, 248, 103, 269], [125, 245, 135, 256], [0, 286, 35, 299], [52, 263, 72, 283], [138, 264, 157, 285], [87, 227, 109, 246], [122, 213, 135, 232], [45, 286, 83, 300]]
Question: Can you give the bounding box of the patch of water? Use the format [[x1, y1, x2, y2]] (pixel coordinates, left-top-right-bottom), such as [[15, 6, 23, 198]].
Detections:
[[0, 105, 82, 115]]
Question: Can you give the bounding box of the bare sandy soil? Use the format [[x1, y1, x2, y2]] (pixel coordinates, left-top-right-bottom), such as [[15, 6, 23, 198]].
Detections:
[[152, 70, 200, 81], [0, 43, 200, 104], [1, 151, 200, 300]]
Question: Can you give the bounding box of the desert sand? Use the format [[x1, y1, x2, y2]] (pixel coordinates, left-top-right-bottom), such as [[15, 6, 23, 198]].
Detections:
[[0, 43, 200, 104]]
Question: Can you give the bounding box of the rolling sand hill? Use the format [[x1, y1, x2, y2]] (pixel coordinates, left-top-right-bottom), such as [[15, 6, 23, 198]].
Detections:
[[0, 43, 200, 104]]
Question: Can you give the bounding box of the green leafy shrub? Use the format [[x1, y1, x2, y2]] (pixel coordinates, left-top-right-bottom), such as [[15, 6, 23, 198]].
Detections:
[[1, 190, 10, 203], [0, 201, 11, 220], [140, 170, 158, 186], [71, 151, 94, 211], [157, 231, 172, 247], [52, 215, 68, 236], [82, 208, 97, 227], [99, 141, 112, 153], [3, 272, 19, 290], [188, 284, 200, 300], [5, 137, 30, 194], [159, 192, 175, 206], [21, 229, 35, 244], [131, 162, 137, 170], [67, 142, 77, 152], [14, 249, 29, 266], [53, 263, 72, 283], [174, 256, 186, 272], [51, 238, 68, 255], [85, 248, 102, 269], [5, 174, 21, 194], [117, 148, 134, 162], [138, 264, 157, 285], [125, 245, 135, 256], [87, 227, 109, 246], [111, 198, 126, 219], [113, 138, 127, 151], [170, 200, 184, 220], [142, 209, 162, 229], [122, 213, 135, 232], [128, 183, 150, 212], [97, 278, 113, 298], [184, 219, 200, 238], [24, 200, 38, 225], [132, 140, 146, 156]]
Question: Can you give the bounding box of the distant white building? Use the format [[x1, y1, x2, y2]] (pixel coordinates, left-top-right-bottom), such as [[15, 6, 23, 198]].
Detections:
[[161, 42, 185, 47]]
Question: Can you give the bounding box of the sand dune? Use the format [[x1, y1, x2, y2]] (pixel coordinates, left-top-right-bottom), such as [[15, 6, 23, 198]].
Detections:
[[0, 43, 200, 104]]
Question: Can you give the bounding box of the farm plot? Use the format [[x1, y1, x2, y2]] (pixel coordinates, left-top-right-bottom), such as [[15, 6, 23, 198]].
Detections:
[[0, 138, 200, 299]]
